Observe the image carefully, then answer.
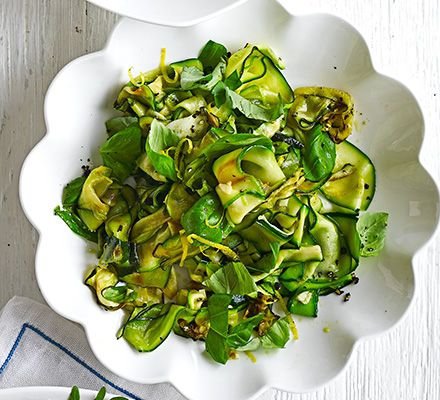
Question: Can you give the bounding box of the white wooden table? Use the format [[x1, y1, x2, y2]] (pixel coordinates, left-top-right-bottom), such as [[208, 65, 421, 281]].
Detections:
[[1, 0, 439, 399]]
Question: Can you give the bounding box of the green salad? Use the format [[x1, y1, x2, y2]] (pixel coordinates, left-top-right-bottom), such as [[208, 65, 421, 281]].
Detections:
[[55, 41, 388, 364]]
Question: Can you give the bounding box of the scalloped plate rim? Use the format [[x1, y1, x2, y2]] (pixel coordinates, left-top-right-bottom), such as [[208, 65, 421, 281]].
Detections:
[[86, 0, 250, 27]]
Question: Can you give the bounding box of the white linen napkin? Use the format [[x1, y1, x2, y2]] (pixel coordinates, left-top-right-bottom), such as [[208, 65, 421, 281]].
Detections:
[[0, 297, 274, 400]]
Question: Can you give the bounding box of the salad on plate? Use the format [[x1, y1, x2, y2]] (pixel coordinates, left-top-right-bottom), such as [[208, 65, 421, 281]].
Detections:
[[55, 41, 388, 364]]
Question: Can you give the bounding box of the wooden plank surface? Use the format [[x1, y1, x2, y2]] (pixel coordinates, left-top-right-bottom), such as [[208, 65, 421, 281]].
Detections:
[[0, 0, 439, 399]]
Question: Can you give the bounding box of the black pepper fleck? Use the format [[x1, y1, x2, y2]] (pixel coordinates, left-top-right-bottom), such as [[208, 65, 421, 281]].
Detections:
[[81, 165, 91, 177], [364, 183, 370, 189], [343, 293, 351, 302]]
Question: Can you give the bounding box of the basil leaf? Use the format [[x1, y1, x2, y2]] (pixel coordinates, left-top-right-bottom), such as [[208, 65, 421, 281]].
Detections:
[[62, 176, 86, 208], [68, 387, 80, 400], [224, 71, 242, 90], [204, 262, 258, 295], [357, 212, 388, 257], [100, 124, 142, 181], [146, 119, 180, 181], [181, 192, 228, 242], [105, 116, 138, 136], [206, 294, 231, 364], [252, 242, 281, 273], [181, 61, 225, 91], [202, 133, 273, 161], [261, 317, 290, 349], [54, 206, 98, 243], [180, 66, 205, 89], [302, 125, 336, 182], [226, 87, 283, 122], [227, 314, 263, 349], [199, 40, 228, 72], [94, 387, 106, 400]]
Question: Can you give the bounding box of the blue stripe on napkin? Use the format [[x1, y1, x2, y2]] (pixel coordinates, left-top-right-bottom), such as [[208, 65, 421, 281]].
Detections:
[[0, 323, 143, 400]]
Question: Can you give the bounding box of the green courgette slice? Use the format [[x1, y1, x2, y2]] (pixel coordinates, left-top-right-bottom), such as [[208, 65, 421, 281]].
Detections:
[[320, 141, 376, 211]]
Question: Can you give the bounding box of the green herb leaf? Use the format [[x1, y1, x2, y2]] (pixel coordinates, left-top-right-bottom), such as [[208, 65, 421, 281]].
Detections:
[[54, 206, 98, 242], [62, 176, 86, 208], [224, 71, 242, 90], [302, 125, 336, 182], [100, 124, 142, 181], [357, 212, 388, 257], [204, 262, 258, 295], [105, 116, 139, 136], [68, 386, 80, 400], [226, 87, 283, 122], [199, 40, 228, 72], [202, 133, 273, 161], [146, 119, 180, 181], [206, 294, 231, 364], [252, 242, 281, 273], [181, 192, 227, 243], [261, 317, 290, 349], [180, 61, 225, 91], [227, 313, 264, 349], [94, 387, 106, 400]]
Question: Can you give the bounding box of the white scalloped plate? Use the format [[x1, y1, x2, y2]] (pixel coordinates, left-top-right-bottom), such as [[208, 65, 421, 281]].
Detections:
[[0, 387, 117, 400], [20, 1, 439, 400], [87, 0, 249, 27]]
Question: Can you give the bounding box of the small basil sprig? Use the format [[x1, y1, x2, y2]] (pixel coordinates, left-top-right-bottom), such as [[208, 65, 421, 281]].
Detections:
[[62, 176, 86, 208], [100, 124, 142, 181], [181, 192, 229, 243], [198, 40, 228, 72], [68, 386, 128, 400], [205, 294, 231, 364], [357, 212, 389, 257], [145, 119, 180, 181], [302, 124, 336, 182], [204, 262, 258, 295]]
